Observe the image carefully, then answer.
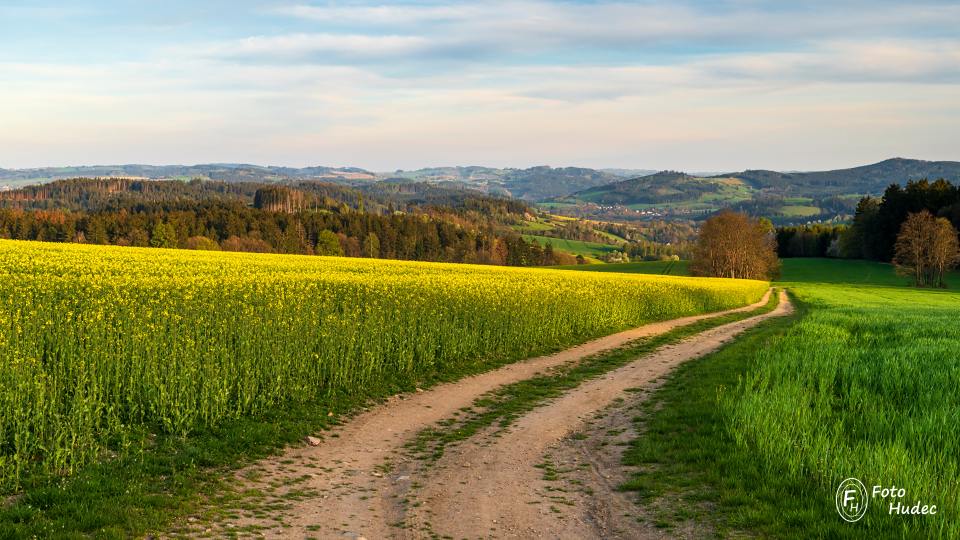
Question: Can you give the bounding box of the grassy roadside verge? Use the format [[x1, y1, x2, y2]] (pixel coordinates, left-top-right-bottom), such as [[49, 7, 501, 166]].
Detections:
[[405, 290, 781, 463], [618, 309, 816, 536], [619, 289, 950, 539]]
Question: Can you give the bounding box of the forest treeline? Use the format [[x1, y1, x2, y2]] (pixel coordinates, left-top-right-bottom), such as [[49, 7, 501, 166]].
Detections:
[[775, 179, 960, 261], [0, 177, 530, 217], [16, 177, 953, 268], [0, 179, 573, 266]]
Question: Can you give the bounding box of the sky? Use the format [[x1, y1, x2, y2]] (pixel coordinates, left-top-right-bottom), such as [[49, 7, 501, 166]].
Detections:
[[1, 0, 958, 172]]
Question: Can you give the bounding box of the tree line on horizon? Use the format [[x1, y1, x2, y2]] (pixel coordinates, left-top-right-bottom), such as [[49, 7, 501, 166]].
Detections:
[[6, 176, 955, 280], [0, 184, 578, 267], [688, 178, 960, 286], [775, 178, 960, 260], [0, 178, 695, 266], [773, 178, 960, 286]]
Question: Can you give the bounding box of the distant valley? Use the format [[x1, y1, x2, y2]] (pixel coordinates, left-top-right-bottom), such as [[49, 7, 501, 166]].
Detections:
[[553, 158, 960, 223], [2, 158, 958, 224], [0, 163, 646, 201]]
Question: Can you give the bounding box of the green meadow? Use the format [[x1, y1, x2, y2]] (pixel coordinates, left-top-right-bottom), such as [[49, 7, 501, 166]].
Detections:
[[520, 234, 618, 258], [722, 281, 959, 537], [557, 256, 960, 286], [778, 204, 821, 217], [554, 259, 690, 275], [565, 258, 960, 537]]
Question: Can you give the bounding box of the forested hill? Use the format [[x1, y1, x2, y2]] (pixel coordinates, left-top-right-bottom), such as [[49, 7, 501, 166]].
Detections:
[[567, 171, 721, 205], [0, 164, 640, 202], [0, 164, 376, 187], [0, 177, 578, 267], [0, 177, 531, 216], [723, 158, 960, 195], [556, 158, 960, 223], [7, 159, 958, 226], [567, 159, 960, 205], [382, 165, 625, 199]]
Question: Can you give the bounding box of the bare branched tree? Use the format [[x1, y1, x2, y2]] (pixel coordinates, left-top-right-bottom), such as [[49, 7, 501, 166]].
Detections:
[[930, 217, 960, 288], [894, 210, 960, 287], [690, 210, 780, 280]]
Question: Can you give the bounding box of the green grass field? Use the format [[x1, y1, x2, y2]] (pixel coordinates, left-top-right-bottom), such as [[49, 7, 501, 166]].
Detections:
[[614, 259, 960, 537], [554, 259, 690, 275], [556, 257, 960, 288], [776, 258, 942, 285], [513, 215, 629, 245], [594, 229, 628, 243], [511, 220, 556, 233], [727, 283, 957, 536], [778, 204, 821, 217], [521, 234, 619, 258]]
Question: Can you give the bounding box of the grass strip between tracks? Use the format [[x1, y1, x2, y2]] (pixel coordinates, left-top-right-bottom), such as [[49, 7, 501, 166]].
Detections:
[[618, 307, 804, 536], [404, 289, 781, 463]]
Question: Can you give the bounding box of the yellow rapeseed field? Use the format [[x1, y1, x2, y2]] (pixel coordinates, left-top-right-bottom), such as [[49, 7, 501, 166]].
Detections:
[[0, 240, 766, 488]]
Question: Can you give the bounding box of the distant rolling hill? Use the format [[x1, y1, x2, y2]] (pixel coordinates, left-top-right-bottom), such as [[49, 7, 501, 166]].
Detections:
[[0, 164, 376, 189], [0, 164, 628, 201], [556, 158, 960, 223], [4, 159, 958, 222], [725, 158, 960, 195], [567, 171, 752, 207], [382, 165, 627, 200]]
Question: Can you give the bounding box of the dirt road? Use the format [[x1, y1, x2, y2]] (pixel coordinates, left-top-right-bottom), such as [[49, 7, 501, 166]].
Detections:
[[195, 289, 788, 539]]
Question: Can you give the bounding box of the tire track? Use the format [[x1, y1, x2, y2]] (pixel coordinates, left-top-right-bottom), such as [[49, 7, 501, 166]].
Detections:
[[188, 290, 774, 539], [406, 290, 791, 539]]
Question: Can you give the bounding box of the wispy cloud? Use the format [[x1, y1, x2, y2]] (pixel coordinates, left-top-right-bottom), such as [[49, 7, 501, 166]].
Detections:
[[0, 1, 958, 170], [273, 3, 476, 24], [695, 40, 960, 85], [198, 33, 434, 62], [273, 1, 960, 49]]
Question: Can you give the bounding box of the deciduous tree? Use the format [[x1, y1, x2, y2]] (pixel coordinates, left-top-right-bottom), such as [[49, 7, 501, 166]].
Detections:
[[183, 236, 220, 251], [363, 232, 380, 258], [315, 230, 344, 256], [690, 210, 779, 280], [894, 210, 960, 287], [150, 222, 177, 248], [930, 217, 960, 288]]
